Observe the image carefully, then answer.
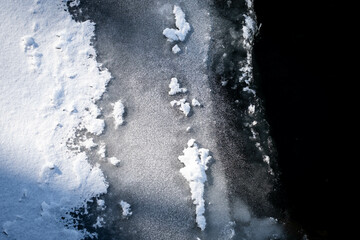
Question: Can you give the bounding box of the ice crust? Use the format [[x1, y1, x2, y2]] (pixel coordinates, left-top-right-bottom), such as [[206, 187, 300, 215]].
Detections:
[[163, 5, 191, 42], [0, 0, 110, 238], [178, 139, 212, 231]]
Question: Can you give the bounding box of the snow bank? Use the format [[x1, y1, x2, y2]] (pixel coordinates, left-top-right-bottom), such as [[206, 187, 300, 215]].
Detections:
[[112, 100, 125, 128], [168, 77, 187, 95], [163, 5, 191, 42], [119, 200, 132, 217], [0, 0, 111, 238], [170, 99, 191, 116], [178, 139, 212, 231]]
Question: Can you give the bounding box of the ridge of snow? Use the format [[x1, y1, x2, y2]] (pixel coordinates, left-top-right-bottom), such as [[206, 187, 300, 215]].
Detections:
[[178, 139, 212, 231], [163, 5, 191, 42]]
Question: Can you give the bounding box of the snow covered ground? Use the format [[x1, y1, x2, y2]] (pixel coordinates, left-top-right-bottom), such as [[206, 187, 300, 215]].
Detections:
[[1, 0, 286, 239], [0, 0, 110, 239]]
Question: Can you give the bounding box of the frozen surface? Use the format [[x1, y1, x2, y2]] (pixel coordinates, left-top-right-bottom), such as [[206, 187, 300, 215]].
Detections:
[[0, 0, 110, 239]]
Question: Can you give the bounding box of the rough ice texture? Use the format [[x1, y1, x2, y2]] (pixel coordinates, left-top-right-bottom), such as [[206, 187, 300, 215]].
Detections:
[[178, 139, 212, 231], [119, 200, 132, 217], [163, 5, 191, 42], [112, 100, 125, 129], [170, 99, 191, 116], [168, 77, 187, 95], [172, 44, 181, 54], [0, 0, 110, 238]]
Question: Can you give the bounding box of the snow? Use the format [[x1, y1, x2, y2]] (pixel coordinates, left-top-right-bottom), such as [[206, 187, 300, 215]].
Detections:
[[97, 142, 107, 158], [108, 156, 121, 167], [192, 98, 201, 107], [172, 44, 181, 54], [168, 77, 187, 95], [112, 100, 125, 129], [163, 5, 191, 42], [170, 99, 191, 116], [119, 200, 132, 217], [0, 0, 110, 238], [80, 138, 98, 149], [248, 104, 255, 115], [178, 139, 212, 231], [92, 216, 105, 228]]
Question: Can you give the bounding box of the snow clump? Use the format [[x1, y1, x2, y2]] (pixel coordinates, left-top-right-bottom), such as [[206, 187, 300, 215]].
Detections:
[[112, 100, 125, 129], [170, 99, 191, 116], [163, 5, 191, 42], [169, 77, 187, 95], [119, 200, 132, 217], [178, 139, 212, 231]]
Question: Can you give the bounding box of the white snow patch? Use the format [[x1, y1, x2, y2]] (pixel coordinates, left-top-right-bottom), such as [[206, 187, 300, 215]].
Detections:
[[112, 100, 125, 129], [80, 137, 97, 149], [108, 157, 121, 167], [248, 104, 255, 115], [0, 0, 110, 238], [97, 142, 107, 159], [172, 44, 181, 54], [178, 139, 212, 231], [192, 98, 201, 107], [119, 200, 132, 217], [263, 155, 270, 165], [163, 5, 191, 42], [168, 77, 187, 95], [170, 99, 191, 116], [92, 216, 105, 228]]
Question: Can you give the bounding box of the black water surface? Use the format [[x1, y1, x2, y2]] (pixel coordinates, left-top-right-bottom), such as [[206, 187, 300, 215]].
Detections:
[[253, 0, 335, 239]]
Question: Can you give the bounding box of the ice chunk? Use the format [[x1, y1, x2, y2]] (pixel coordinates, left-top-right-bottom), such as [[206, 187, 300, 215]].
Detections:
[[163, 5, 191, 42], [119, 200, 132, 217], [170, 99, 191, 116], [178, 139, 212, 231], [112, 100, 125, 129], [168, 77, 187, 95], [172, 44, 181, 54]]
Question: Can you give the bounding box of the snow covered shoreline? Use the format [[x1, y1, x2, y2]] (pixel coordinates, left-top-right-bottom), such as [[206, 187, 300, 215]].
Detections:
[[0, 0, 110, 238]]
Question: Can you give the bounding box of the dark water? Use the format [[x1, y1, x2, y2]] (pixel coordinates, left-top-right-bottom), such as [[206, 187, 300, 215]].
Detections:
[[253, 0, 334, 239]]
